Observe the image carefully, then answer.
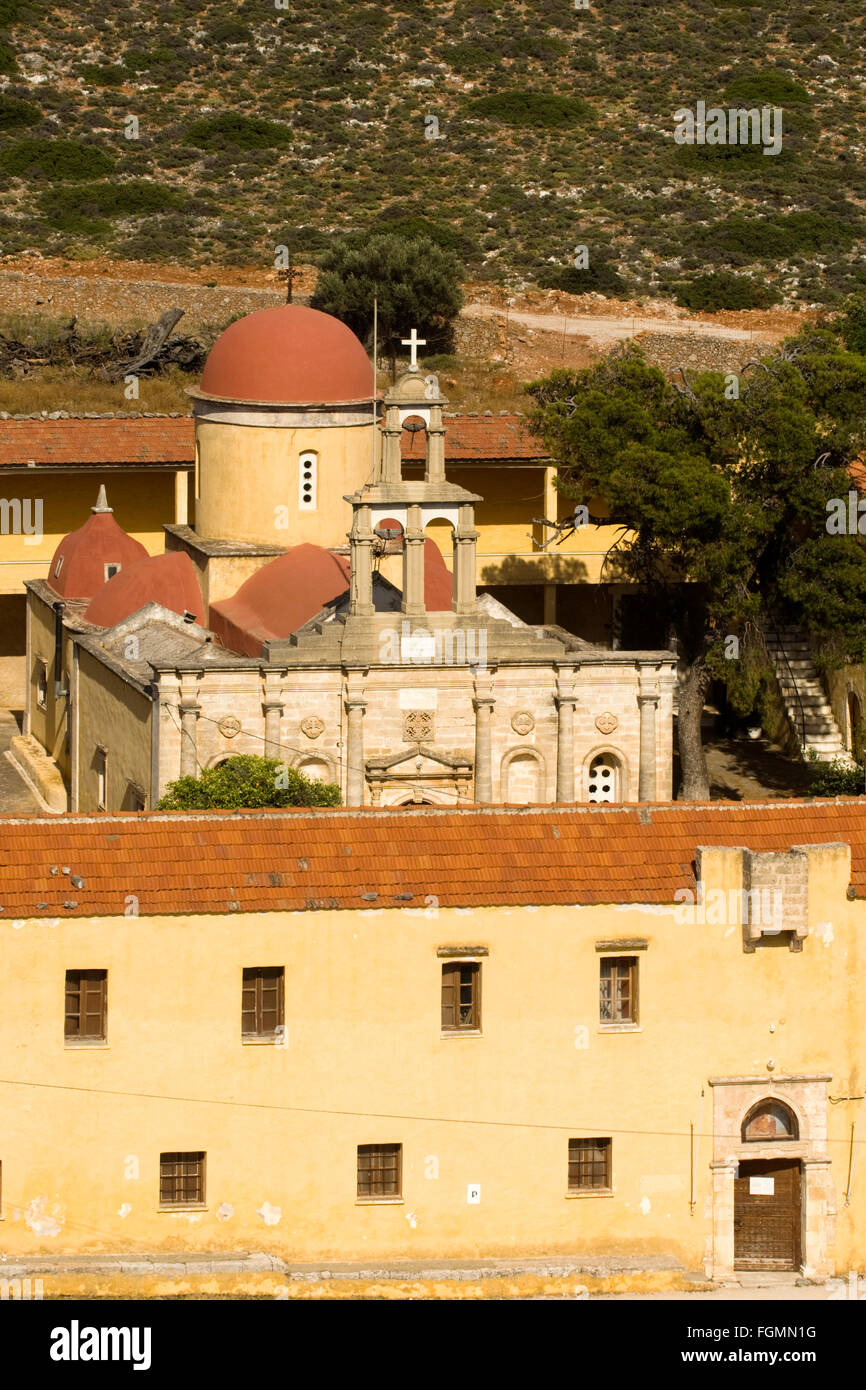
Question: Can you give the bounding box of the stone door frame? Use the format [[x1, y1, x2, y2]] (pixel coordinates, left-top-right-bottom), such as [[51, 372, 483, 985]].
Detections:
[[708, 1074, 834, 1280]]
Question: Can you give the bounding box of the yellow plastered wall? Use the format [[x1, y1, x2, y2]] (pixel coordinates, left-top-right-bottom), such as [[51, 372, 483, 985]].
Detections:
[[75, 648, 152, 812], [0, 854, 861, 1266], [195, 419, 377, 547], [0, 472, 178, 597], [447, 466, 630, 589]]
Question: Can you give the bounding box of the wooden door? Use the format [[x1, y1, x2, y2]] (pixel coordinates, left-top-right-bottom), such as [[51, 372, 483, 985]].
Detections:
[[734, 1158, 801, 1270]]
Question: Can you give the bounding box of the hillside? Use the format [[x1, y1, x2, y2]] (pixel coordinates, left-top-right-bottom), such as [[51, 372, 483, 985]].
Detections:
[[0, 0, 863, 309]]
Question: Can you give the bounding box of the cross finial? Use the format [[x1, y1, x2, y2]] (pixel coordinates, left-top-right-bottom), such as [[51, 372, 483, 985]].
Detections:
[[401, 328, 426, 370]]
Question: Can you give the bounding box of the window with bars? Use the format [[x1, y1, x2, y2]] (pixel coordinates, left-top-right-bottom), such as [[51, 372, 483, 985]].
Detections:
[[599, 955, 637, 1024], [441, 962, 481, 1031], [64, 969, 107, 1042], [242, 966, 285, 1038], [298, 452, 317, 510], [159, 1152, 206, 1207], [357, 1144, 402, 1200], [568, 1137, 612, 1192]]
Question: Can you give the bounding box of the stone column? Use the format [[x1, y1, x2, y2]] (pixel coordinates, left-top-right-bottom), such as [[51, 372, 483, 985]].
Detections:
[[555, 674, 578, 803], [179, 692, 200, 778], [349, 504, 376, 617], [473, 676, 495, 803], [345, 677, 367, 806], [710, 1159, 738, 1279], [453, 502, 479, 616], [638, 670, 661, 801], [402, 503, 426, 617]]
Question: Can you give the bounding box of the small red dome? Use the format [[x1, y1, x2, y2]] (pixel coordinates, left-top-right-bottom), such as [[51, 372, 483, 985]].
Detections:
[[84, 551, 204, 628], [48, 496, 148, 600], [209, 545, 350, 657], [196, 304, 373, 406]]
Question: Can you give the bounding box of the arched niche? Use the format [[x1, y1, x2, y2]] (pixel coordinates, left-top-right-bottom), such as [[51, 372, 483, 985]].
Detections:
[[501, 746, 546, 804], [582, 746, 629, 803], [741, 1098, 800, 1143]]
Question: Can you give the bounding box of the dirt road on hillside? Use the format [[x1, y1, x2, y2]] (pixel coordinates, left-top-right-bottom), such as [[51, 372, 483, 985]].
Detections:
[[462, 301, 781, 345]]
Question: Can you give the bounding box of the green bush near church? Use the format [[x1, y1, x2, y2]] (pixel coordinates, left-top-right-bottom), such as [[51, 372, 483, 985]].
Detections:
[[157, 755, 342, 811]]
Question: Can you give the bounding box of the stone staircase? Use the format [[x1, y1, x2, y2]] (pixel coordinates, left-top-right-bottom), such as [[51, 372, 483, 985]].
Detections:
[[764, 626, 849, 763]]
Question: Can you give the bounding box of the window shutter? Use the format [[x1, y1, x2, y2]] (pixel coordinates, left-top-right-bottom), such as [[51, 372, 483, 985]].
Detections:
[[441, 963, 458, 1029]]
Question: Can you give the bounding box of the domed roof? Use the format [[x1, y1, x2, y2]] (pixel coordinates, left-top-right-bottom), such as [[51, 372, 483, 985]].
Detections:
[[196, 304, 374, 407], [84, 551, 204, 629], [209, 545, 350, 657], [48, 486, 148, 600]]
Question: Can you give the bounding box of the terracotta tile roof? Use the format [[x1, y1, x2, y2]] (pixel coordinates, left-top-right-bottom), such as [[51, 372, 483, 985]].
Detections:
[[0, 800, 862, 920], [403, 414, 547, 463], [0, 414, 547, 467], [0, 418, 195, 467]]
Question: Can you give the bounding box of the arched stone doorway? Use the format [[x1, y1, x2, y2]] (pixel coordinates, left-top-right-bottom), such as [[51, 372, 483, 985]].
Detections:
[[709, 1076, 834, 1280]]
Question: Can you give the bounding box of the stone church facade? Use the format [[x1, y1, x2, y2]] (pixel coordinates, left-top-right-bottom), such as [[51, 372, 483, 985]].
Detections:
[[22, 304, 675, 811]]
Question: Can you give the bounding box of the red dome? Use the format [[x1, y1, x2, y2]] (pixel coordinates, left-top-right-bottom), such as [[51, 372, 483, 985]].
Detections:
[[209, 546, 350, 657], [196, 304, 374, 406], [84, 551, 204, 628], [48, 504, 148, 601]]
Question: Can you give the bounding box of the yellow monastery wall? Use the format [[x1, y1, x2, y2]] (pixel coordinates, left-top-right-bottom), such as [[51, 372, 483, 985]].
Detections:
[[1, 867, 861, 1268], [75, 648, 152, 811]]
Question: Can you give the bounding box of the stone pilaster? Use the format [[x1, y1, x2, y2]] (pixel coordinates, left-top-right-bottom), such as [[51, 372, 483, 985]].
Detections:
[[638, 671, 661, 801], [179, 678, 200, 779], [345, 675, 367, 806], [426, 403, 446, 482], [381, 406, 403, 484], [473, 675, 495, 803], [555, 675, 578, 803], [262, 672, 285, 760]]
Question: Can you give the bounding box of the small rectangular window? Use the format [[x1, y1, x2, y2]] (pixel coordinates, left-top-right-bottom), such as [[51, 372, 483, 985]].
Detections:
[[600, 956, 637, 1024], [104, 562, 121, 582], [65, 969, 107, 1042], [357, 1143, 402, 1200], [159, 1151, 206, 1207], [242, 966, 285, 1038], [36, 661, 47, 710], [95, 748, 107, 811], [441, 961, 481, 1031], [568, 1137, 612, 1192], [298, 452, 317, 510]]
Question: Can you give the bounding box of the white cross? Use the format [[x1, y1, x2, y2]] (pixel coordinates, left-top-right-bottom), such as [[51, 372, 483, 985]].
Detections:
[[401, 328, 426, 370]]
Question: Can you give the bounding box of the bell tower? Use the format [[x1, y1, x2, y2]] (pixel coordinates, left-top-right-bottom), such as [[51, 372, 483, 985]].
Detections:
[[344, 344, 481, 630]]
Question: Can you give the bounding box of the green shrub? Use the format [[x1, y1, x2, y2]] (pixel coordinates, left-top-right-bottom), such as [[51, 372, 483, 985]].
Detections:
[[207, 18, 252, 44], [724, 69, 812, 106], [807, 754, 865, 798], [38, 180, 183, 226], [467, 90, 590, 128], [186, 112, 291, 150], [0, 93, 40, 129], [157, 754, 341, 810], [0, 138, 113, 180], [673, 273, 781, 311], [78, 62, 125, 86], [538, 259, 626, 297], [0, 40, 16, 73]]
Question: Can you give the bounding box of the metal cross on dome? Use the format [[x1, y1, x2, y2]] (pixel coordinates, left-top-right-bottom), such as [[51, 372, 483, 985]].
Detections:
[[401, 328, 426, 370]]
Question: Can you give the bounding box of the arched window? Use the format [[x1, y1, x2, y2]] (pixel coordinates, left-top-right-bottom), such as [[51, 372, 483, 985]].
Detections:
[[298, 452, 317, 510], [741, 1100, 799, 1142], [587, 753, 621, 804]]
